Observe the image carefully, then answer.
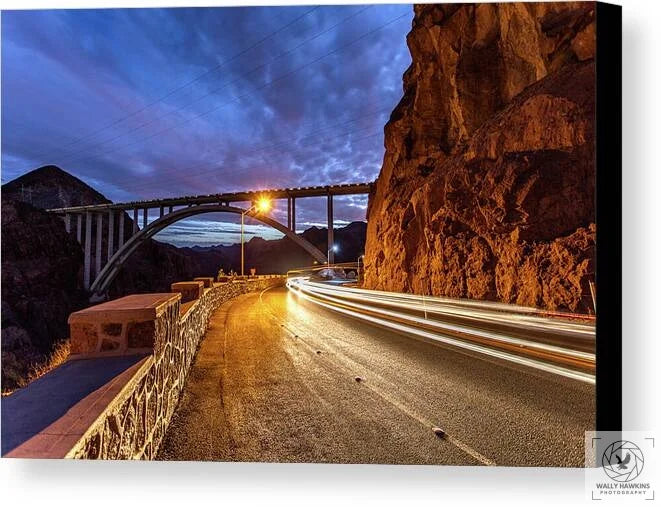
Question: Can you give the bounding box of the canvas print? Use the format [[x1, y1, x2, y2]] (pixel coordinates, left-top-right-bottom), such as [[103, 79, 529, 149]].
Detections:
[[1, 2, 603, 465]]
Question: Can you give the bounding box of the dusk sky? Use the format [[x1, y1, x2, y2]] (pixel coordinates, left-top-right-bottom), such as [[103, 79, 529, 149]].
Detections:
[[1, 5, 413, 246]]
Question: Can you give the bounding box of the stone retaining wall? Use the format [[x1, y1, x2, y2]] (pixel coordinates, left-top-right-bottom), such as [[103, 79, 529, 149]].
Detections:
[[67, 277, 284, 459]]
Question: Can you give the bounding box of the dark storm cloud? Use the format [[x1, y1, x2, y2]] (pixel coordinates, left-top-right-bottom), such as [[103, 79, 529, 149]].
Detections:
[[1, 4, 412, 246]]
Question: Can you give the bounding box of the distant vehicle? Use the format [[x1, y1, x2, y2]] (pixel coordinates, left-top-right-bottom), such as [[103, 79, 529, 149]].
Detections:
[[311, 267, 347, 280]]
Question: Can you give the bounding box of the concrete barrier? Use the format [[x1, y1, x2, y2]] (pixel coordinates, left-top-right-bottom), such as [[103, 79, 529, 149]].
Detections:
[[68, 293, 181, 358], [193, 277, 215, 288], [170, 281, 204, 303], [5, 276, 285, 459]]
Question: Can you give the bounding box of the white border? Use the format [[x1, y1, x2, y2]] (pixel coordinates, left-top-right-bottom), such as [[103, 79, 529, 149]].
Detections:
[[1, 1, 660, 506]]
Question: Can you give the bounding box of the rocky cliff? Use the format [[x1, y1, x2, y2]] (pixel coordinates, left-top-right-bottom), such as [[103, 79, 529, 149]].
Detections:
[[365, 2, 596, 312], [2, 165, 111, 209], [1, 198, 88, 389]]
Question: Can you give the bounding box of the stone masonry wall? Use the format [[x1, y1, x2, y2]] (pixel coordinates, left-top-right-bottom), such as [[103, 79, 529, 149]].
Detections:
[[68, 277, 284, 459]]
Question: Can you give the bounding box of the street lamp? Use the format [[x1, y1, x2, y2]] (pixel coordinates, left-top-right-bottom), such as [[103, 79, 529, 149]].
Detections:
[[327, 244, 338, 265], [241, 197, 271, 276]]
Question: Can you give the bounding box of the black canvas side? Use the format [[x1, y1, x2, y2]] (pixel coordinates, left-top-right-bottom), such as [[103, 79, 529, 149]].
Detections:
[[595, 1, 623, 433]]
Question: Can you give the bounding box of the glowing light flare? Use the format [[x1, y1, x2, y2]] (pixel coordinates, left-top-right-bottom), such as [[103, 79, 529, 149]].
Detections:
[[255, 196, 271, 213]]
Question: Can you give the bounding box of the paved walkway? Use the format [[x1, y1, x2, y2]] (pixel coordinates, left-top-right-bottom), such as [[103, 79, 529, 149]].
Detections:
[[1, 355, 146, 455]]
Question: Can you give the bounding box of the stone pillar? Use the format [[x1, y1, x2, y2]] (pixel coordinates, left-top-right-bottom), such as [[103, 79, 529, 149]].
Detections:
[[68, 293, 181, 357], [107, 210, 115, 260], [159, 205, 164, 218], [64, 214, 71, 233], [118, 211, 125, 248], [76, 214, 82, 243], [95, 213, 103, 277], [291, 198, 296, 233], [327, 194, 334, 264], [133, 208, 139, 234], [193, 277, 214, 288], [142, 208, 148, 228], [168, 206, 173, 214], [171, 281, 204, 303], [84, 212, 92, 290]]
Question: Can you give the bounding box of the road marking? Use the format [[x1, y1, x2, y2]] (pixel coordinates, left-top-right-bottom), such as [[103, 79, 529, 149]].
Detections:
[[259, 286, 497, 466]]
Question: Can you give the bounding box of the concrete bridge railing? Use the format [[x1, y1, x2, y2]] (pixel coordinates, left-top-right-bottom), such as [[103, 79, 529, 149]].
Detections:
[[5, 276, 285, 459]]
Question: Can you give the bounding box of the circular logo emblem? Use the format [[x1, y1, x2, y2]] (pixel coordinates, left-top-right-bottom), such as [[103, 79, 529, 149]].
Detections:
[[601, 440, 645, 482]]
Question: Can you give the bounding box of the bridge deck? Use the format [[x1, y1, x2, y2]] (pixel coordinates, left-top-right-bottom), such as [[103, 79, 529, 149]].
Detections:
[[47, 182, 372, 214]]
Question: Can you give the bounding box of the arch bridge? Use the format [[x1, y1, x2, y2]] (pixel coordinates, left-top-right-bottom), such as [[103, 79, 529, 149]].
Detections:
[[47, 183, 372, 297]]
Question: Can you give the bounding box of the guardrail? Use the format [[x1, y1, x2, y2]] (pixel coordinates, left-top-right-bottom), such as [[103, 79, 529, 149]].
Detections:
[[286, 276, 595, 384]]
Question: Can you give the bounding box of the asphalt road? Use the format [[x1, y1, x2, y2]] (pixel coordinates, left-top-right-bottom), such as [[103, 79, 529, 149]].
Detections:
[[157, 286, 594, 465]]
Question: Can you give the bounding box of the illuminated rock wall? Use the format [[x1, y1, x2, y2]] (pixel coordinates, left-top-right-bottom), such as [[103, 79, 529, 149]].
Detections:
[[364, 3, 596, 312]]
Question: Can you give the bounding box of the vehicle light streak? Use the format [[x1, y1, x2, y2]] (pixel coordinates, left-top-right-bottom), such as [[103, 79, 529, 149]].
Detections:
[[293, 282, 594, 362], [295, 279, 594, 340], [286, 277, 595, 384]]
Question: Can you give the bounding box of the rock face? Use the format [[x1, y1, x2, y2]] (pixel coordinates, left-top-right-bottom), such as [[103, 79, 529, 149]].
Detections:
[[2, 165, 111, 209], [1, 198, 88, 388], [365, 2, 596, 312]]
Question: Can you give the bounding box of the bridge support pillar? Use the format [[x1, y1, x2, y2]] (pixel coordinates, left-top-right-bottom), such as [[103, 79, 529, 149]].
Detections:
[[118, 211, 125, 249], [76, 214, 82, 243], [327, 194, 334, 264], [107, 210, 115, 260], [287, 198, 292, 229], [291, 198, 296, 233], [159, 205, 164, 218], [95, 213, 103, 277], [64, 214, 71, 233], [168, 206, 173, 214], [142, 208, 148, 229], [133, 209, 139, 234], [84, 212, 92, 290]]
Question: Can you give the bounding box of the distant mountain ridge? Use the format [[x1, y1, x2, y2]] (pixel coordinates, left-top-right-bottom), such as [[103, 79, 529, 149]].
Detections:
[[2, 165, 110, 209]]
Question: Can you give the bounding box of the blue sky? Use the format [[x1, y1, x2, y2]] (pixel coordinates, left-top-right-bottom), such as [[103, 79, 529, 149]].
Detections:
[[1, 5, 412, 246]]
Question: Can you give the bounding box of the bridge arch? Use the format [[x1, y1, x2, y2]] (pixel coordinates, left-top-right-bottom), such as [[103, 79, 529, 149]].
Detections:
[[89, 204, 327, 297]]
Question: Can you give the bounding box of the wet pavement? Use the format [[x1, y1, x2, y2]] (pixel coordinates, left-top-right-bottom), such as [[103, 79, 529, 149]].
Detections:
[[158, 287, 594, 465]]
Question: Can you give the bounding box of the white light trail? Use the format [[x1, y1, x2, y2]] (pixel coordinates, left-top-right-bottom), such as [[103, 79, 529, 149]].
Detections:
[[286, 277, 595, 384]]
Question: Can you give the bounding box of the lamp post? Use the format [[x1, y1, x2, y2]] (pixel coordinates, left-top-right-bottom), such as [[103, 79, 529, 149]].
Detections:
[[241, 197, 271, 276]]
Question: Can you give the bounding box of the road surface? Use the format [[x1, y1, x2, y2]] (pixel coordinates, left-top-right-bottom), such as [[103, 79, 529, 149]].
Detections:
[[157, 286, 594, 465]]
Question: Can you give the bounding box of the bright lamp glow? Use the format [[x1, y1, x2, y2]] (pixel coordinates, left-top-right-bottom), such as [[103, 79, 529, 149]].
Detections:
[[255, 197, 271, 213]]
